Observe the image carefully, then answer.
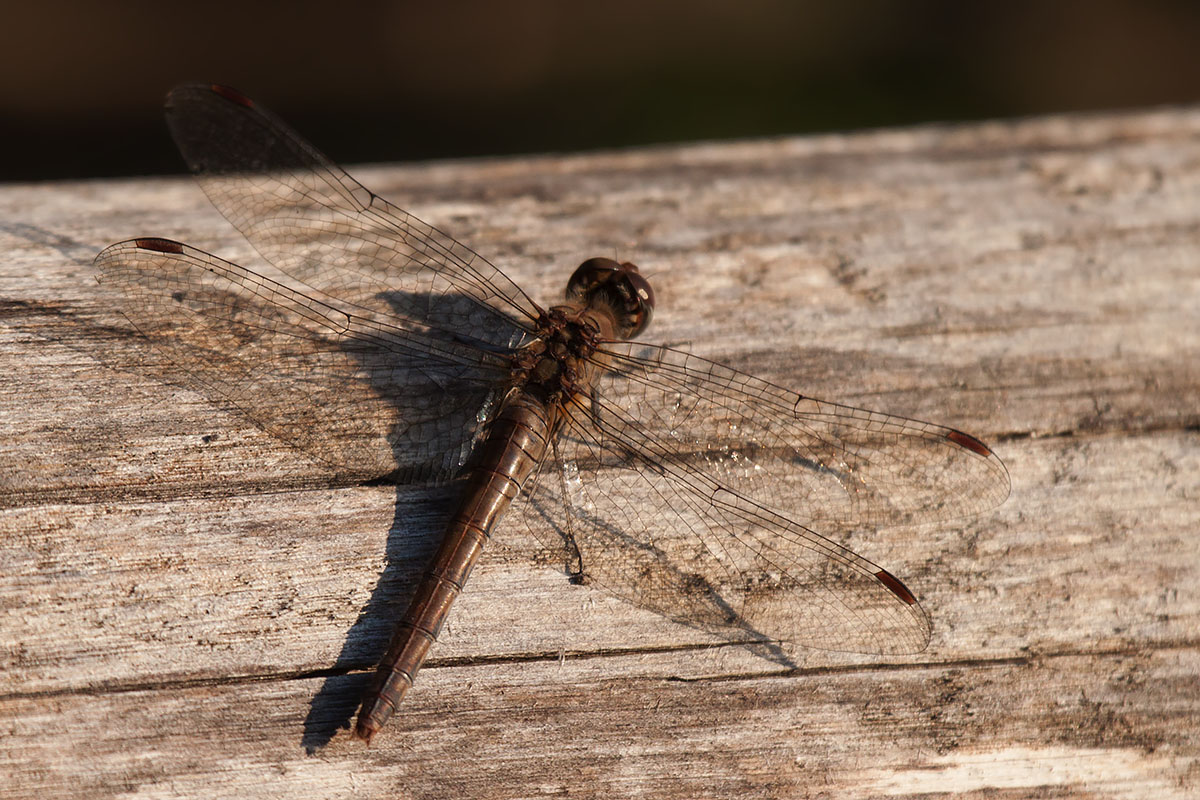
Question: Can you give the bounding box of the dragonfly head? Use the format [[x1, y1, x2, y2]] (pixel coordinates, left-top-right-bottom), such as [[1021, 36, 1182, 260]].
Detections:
[[566, 257, 655, 339]]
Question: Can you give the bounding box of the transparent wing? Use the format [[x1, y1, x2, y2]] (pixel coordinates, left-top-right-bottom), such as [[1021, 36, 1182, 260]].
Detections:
[[95, 238, 509, 483], [163, 83, 543, 349], [598, 343, 1009, 532], [518, 406, 931, 655], [515, 342, 1009, 655]]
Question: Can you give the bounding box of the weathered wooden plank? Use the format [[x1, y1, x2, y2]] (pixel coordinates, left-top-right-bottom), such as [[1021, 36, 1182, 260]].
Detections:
[[4, 648, 1196, 798], [2, 433, 1194, 689], [2, 105, 1198, 798]]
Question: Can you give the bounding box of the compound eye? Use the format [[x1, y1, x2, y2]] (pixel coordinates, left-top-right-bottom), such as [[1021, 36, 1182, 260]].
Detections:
[[566, 257, 622, 301], [622, 265, 655, 314], [615, 262, 655, 339], [565, 257, 656, 339]]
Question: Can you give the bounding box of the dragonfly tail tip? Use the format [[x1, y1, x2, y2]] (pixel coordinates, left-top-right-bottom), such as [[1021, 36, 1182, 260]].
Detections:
[[353, 721, 378, 746]]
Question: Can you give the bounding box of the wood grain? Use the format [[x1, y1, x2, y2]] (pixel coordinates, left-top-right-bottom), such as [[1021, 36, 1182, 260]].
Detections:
[[2, 106, 1198, 799]]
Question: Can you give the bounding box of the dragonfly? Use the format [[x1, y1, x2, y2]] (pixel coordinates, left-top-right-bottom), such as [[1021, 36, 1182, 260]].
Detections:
[[95, 84, 1010, 744]]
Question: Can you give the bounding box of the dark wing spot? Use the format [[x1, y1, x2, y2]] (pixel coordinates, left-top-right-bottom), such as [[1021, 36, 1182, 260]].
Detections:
[[211, 84, 254, 108], [134, 238, 183, 254], [874, 569, 918, 605], [946, 429, 992, 457]]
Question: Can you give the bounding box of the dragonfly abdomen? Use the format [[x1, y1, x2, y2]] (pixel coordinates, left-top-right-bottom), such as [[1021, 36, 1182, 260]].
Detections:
[[354, 392, 556, 743]]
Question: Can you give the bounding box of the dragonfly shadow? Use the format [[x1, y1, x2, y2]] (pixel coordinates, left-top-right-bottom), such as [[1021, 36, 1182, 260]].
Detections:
[[44, 273, 488, 753], [299, 286, 502, 752], [300, 481, 458, 753], [525, 497, 800, 673], [298, 284, 799, 751], [76, 262, 861, 751]]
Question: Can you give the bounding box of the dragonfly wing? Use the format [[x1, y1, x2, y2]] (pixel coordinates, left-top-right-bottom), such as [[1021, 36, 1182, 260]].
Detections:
[[516, 405, 931, 655], [595, 342, 1010, 533], [514, 341, 1008, 654], [95, 238, 509, 483], [164, 83, 542, 350]]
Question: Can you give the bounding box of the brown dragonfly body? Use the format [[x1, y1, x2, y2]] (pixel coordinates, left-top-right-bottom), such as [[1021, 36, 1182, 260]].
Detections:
[[96, 84, 1010, 747], [357, 270, 650, 741]]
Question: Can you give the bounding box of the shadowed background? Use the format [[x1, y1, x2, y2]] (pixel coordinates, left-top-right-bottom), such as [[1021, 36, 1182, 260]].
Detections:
[[4, 0, 1200, 181]]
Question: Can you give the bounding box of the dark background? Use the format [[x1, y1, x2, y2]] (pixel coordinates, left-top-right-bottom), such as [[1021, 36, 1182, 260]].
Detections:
[[4, 0, 1200, 182]]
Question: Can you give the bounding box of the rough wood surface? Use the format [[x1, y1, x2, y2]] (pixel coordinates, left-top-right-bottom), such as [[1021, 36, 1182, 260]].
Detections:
[[2, 107, 1198, 799]]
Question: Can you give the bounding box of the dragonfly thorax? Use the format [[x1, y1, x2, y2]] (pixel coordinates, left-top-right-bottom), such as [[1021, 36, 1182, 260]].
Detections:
[[515, 311, 605, 402]]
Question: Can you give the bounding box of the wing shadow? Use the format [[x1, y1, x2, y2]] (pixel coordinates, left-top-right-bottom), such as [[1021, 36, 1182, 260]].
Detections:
[[29, 269, 807, 751]]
